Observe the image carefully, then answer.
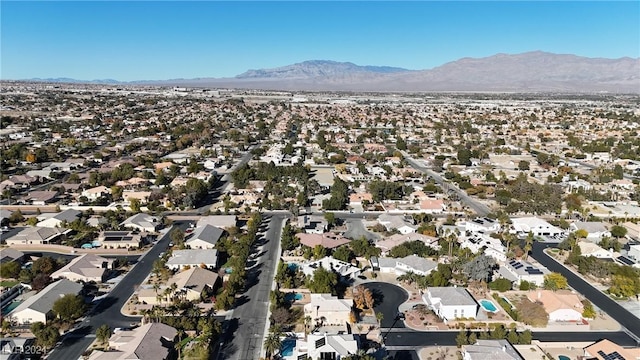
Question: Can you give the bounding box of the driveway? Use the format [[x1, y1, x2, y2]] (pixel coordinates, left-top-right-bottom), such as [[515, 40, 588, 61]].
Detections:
[[363, 282, 408, 328], [343, 219, 380, 242]]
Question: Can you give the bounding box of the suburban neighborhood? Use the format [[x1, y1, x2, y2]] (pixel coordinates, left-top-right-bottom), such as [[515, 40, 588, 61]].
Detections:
[[0, 83, 639, 360]]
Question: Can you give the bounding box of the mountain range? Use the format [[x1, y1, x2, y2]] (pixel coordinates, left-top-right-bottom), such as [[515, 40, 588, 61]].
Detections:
[[20, 51, 640, 93]]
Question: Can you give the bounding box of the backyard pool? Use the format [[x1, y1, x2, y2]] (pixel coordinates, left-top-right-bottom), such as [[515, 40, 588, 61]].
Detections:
[[1, 300, 23, 316], [285, 293, 304, 302], [480, 299, 498, 313], [281, 338, 296, 357], [558, 356, 571, 360], [287, 263, 298, 271]]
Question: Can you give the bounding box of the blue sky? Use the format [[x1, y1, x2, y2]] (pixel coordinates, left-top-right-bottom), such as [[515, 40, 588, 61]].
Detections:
[[2, 1, 639, 81]]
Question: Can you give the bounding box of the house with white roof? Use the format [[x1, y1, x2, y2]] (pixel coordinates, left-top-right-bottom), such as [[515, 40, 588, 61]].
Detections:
[[463, 217, 501, 234], [378, 255, 438, 276], [165, 249, 218, 271], [185, 224, 224, 249], [422, 287, 478, 322], [120, 213, 160, 233], [4, 227, 70, 246], [377, 214, 417, 234], [196, 215, 237, 229], [460, 233, 507, 262], [499, 259, 548, 287], [375, 233, 440, 256], [37, 209, 82, 228], [570, 222, 611, 242], [577, 241, 614, 259], [301, 256, 361, 279], [51, 254, 114, 283], [9, 279, 83, 324], [303, 294, 353, 326], [463, 339, 523, 360], [510, 217, 564, 237], [81, 185, 110, 201], [303, 333, 359, 360]]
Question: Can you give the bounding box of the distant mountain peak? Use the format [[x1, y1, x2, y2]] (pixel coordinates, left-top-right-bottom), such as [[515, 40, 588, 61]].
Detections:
[[235, 60, 411, 79]]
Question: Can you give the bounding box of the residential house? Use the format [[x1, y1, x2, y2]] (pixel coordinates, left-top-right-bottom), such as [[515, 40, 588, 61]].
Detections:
[[0, 209, 14, 226], [510, 217, 564, 237], [0, 248, 25, 265], [375, 233, 440, 256], [51, 254, 114, 283], [577, 241, 614, 259], [167, 267, 220, 302], [303, 333, 359, 360], [23, 191, 58, 206], [570, 222, 611, 242], [122, 191, 151, 204], [419, 198, 446, 214], [464, 217, 501, 234], [499, 259, 547, 287], [629, 244, 640, 261], [377, 214, 417, 234], [303, 294, 353, 327], [121, 213, 160, 233], [165, 249, 218, 271], [296, 233, 351, 250], [81, 186, 110, 201], [88, 323, 177, 360], [185, 225, 224, 249], [97, 231, 143, 249], [348, 192, 373, 207], [460, 233, 507, 262], [462, 339, 523, 360], [301, 256, 361, 279], [423, 287, 478, 322], [37, 209, 82, 228], [196, 215, 237, 229], [4, 227, 69, 246], [526, 290, 584, 322], [583, 339, 640, 360], [378, 255, 437, 276], [9, 279, 83, 324], [298, 215, 328, 234]]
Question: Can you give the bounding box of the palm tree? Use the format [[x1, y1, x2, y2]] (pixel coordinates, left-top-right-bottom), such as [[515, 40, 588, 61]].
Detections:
[[263, 331, 281, 360], [523, 232, 534, 260], [375, 312, 384, 327], [175, 328, 185, 359], [304, 315, 312, 335]]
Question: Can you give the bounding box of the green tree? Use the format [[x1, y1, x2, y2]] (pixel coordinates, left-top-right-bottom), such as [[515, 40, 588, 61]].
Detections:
[[518, 330, 532, 344], [306, 267, 338, 294], [96, 324, 112, 346], [263, 331, 282, 360], [518, 160, 530, 171], [32, 257, 58, 275], [0, 261, 21, 278], [129, 198, 141, 213], [52, 294, 85, 321], [332, 245, 354, 263], [455, 329, 469, 347], [8, 209, 24, 224], [324, 212, 336, 228], [610, 225, 627, 239], [30, 322, 60, 349], [581, 300, 596, 319], [543, 272, 568, 291]]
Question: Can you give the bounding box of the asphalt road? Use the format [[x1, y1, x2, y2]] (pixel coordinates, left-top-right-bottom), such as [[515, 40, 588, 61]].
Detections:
[[219, 213, 287, 360], [531, 242, 640, 344], [400, 151, 491, 217], [363, 282, 408, 328], [47, 222, 185, 360]]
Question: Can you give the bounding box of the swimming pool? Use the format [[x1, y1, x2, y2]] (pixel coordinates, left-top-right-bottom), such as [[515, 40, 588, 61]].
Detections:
[[480, 299, 498, 313], [287, 263, 298, 271], [285, 293, 303, 302], [558, 355, 571, 360], [2, 300, 23, 316], [281, 338, 296, 357]]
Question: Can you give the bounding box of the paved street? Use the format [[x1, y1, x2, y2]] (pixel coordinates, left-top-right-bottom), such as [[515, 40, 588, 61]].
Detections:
[[47, 223, 184, 360], [400, 151, 491, 217], [219, 213, 287, 360], [531, 242, 640, 344]]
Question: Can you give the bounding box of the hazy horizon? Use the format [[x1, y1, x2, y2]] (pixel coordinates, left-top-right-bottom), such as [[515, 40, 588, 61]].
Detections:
[[2, 1, 639, 81]]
